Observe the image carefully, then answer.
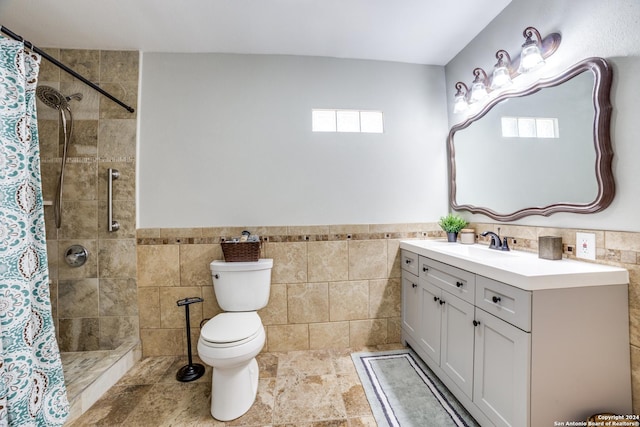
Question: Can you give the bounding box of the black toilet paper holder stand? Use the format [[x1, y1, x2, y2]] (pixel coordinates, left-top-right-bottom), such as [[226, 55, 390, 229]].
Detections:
[[176, 297, 205, 382]]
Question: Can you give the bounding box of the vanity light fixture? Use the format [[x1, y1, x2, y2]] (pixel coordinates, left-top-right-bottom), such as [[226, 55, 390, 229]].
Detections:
[[491, 50, 513, 89], [453, 82, 469, 113], [469, 68, 489, 103], [518, 26, 545, 73], [452, 26, 561, 115]]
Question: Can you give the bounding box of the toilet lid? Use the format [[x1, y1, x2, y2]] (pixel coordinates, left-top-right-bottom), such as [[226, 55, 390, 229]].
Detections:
[[200, 312, 262, 344]]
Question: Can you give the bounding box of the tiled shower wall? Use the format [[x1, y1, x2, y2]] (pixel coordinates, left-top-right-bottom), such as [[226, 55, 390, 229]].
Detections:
[[38, 49, 139, 351], [136, 222, 640, 412]]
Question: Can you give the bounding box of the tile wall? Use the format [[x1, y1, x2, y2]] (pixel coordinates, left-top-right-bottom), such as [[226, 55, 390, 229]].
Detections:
[[136, 222, 640, 412], [38, 48, 139, 351], [136, 224, 445, 356]]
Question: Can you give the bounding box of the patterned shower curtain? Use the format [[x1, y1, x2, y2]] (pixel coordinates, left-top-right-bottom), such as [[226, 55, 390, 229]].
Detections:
[[0, 38, 69, 425]]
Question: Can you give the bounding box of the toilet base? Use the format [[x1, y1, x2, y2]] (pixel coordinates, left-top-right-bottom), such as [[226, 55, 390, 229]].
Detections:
[[211, 357, 259, 421]]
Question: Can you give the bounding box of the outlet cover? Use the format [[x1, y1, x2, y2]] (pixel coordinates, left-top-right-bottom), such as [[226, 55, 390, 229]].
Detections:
[[576, 232, 596, 260]]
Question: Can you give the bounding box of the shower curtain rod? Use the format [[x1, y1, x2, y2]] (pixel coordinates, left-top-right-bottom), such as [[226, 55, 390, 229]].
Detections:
[[0, 25, 135, 113]]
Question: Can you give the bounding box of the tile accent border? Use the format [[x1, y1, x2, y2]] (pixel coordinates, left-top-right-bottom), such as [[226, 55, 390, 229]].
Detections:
[[137, 223, 640, 266], [137, 224, 445, 245]]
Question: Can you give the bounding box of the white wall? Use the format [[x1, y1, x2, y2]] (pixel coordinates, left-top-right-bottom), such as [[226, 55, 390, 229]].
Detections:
[[445, 0, 640, 231], [138, 54, 449, 227]]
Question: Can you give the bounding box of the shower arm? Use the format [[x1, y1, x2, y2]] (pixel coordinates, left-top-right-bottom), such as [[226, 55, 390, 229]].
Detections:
[[0, 25, 135, 114]]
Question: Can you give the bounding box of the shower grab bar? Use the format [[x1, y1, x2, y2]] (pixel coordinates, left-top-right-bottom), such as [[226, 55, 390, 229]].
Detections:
[[108, 168, 120, 232]]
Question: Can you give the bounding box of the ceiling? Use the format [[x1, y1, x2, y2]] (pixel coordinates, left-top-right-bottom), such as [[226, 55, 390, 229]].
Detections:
[[0, 0, 511, 65]]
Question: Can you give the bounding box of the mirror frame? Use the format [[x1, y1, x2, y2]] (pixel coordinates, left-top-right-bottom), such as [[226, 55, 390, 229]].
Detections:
[[448, 57, 614, 221]]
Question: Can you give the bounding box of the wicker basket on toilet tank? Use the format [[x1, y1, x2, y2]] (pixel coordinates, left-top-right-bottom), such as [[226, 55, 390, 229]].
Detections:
[[221, 241, 260, 262]]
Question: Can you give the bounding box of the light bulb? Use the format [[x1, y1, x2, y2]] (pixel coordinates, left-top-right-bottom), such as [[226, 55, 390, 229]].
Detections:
[[453, 94, 468, 113], [518, 27, 545, 73], [491, 50, 512, 89]]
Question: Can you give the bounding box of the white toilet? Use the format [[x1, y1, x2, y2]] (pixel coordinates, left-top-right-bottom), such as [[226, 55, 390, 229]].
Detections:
[[197, 258, 273, 421]]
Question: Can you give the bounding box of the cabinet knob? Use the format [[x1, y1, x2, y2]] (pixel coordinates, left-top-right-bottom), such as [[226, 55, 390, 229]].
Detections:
[[492, 296, 502, 304], [456, 281, 464, 288], [423, 266, 429, 272], [439, 299, 446, 305], [473, 320, 481, 327], [405, 259, 412, 264], [433, 296, 439, 302], [412, 283, 417, 288]]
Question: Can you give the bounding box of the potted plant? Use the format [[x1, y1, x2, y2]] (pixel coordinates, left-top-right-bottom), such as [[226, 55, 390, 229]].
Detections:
[[438, 213, 468, 242]]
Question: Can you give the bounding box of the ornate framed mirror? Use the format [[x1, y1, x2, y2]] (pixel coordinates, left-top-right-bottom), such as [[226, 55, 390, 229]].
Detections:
[[448, 57, 613, 221]]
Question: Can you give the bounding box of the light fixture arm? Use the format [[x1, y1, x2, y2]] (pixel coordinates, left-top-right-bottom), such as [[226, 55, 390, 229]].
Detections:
[[495, 50, 511, 69], [472, 68, 489, 85], [454, 82, 469, 97], [522, 26, 543, 47]]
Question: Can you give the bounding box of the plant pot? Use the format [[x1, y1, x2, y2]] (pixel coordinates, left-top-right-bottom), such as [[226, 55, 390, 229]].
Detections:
[[447, 232, 458, 242]]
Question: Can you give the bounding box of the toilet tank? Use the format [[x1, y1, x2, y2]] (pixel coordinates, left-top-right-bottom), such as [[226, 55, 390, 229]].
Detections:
[[210, 259, 273, 311]]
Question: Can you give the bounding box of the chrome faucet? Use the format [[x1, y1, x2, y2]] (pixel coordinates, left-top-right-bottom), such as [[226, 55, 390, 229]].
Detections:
[[481, 229, 510, 251]]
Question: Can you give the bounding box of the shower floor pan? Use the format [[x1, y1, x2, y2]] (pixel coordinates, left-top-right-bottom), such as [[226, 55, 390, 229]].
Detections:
[[61, 338, 141, 423]]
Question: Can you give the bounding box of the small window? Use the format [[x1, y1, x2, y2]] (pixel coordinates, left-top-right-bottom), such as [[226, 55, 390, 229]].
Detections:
[[535, 118, 557, 138], [360, 111, 384, 133], [501, 116, 559, 139], [312, 109, 383, 133], [337, 110, 360, 132], [312, 110, 337, 132]]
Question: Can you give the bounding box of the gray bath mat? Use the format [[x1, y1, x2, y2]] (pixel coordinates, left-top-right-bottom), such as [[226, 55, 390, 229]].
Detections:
[[351, 348, 479, 427]]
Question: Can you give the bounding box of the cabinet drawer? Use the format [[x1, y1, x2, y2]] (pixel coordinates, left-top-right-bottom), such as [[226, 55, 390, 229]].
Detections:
[[421, 257, 475, 304], [401, 250, 419, 276], [476, 276, 532, 332]]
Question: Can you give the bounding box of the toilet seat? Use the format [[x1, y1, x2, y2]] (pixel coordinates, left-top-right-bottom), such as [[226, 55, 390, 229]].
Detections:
[[200, 312, 262, 348]]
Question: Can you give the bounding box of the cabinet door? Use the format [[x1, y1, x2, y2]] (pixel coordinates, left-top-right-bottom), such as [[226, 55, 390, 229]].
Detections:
[[402, 272, 420, 340], [474, 309, 531, 427], [419, 279, 442, 364], [440, 291, 475, 399]]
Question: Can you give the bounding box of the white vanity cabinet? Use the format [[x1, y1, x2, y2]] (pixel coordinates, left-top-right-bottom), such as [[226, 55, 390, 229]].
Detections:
[[419, 257, 476, 399], [400, 241, 632, 427]]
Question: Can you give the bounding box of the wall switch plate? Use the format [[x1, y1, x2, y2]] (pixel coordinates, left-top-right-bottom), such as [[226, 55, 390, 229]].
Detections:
[[576, 232, 596, 260]]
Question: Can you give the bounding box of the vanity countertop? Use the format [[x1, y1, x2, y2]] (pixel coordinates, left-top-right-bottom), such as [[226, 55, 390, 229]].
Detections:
[[400, 239, 628, 291]]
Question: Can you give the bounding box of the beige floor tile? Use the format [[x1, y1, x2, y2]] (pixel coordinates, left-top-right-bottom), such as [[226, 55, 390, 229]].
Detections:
[[273, 374, 347, 424], [110, 355, 176, 386], [257, 351, 280, 378], [338, 373, 372, 418], [331, 349, 359, 376], [347, 416, 378, 426], [67, 384, 154, 426], [276, 349, 336, 377], [120, 382, 213, 426], [66, 347, 398, 426]]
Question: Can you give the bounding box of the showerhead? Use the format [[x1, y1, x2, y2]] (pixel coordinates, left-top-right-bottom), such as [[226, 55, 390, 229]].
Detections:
[[36, 85, 83, 110], [36, 85, 83, 229]]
